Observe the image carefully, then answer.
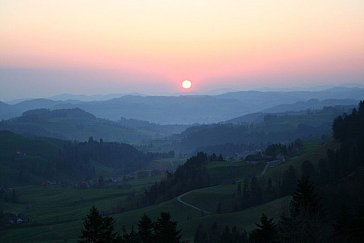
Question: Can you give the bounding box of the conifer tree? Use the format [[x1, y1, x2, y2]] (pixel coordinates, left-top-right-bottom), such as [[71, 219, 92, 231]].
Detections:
[[138, 214, 154, 243], [249, 214, 278, 243], [154, 212, 182, 243], [80, 206, 117, 243], [279, 177, 326, 243]]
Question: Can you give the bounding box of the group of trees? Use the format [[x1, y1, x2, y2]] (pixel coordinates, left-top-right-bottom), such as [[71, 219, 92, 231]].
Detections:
[[204, 101, 364, 241], [234, 176, 263, 211], [218, 161, 313, 214], [252, 177, 363, 243], [142, 152, 211, 206], [176, 105, 347, 153], [0, 129, 155, 186], [196, 178, 322, 243], [194, 223, 248, 243], [318, 100, 364, 184], [80, 206, 182, 243], [55, 137, 152, 181], [122, 152, 227, 211], [198, 177, 363, 243], [264, 139, 303, 158], [211, 102, 364, 217]]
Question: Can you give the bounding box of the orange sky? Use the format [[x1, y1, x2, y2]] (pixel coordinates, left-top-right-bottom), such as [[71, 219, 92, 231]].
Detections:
[[0, 0, 364, 98]]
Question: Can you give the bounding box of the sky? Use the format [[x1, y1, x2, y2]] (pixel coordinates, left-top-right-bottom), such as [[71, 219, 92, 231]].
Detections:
[[1, 0, 364, 100]]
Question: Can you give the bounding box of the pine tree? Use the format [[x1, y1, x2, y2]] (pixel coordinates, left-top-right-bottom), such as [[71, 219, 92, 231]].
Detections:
[[138, 214, 154, 243], [279, 177, 326, 243], [80, 206, 117, 243], [249, 214, 278, 243], [154, 212, 182, 243], [101, 216, 118, 243]]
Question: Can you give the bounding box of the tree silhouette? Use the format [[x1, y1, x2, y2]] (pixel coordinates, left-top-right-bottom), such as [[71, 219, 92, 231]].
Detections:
[[120, 226, 140, 243], [80, 206, 117, 243], [279, 177, 326, 243], [249, 214, 278, 243], [138, 214, 154, 243], [153, 212, 182, 243]]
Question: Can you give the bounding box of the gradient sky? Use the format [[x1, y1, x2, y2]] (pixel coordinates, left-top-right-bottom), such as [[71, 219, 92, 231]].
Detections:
[[1, 0, 364, 100]]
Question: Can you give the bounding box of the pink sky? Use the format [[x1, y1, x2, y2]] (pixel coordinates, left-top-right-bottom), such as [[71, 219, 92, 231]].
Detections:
[[1, 0, 364, 99]]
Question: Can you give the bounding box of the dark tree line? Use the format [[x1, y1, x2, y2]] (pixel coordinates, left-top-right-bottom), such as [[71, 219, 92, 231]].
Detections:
[[56, 137, 151, 180], [194, 223, 248, 243], [264, 139, 303, 158], [176, 105, 348, 152], [235, 176, 263, 210], [318, 100, 364, 183], [197, 176, 363, 243], [80, 206, 182, 243], [142, 152, 211, 206], [123, 152, 226, 211]]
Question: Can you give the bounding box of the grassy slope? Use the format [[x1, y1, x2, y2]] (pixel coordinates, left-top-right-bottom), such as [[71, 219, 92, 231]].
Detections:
[[0, 139, 333, 242], [0, 159, 278, 242], [112, 196, 290, 242], [0, 175, 164, 242], [0, 130, 61, 186], [263, 137, 339, 180]]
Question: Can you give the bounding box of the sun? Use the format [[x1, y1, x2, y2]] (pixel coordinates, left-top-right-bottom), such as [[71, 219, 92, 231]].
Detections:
[[182, 80, 192, 89]]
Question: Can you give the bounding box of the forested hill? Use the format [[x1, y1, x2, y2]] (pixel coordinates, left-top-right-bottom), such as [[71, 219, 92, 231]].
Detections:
[[0, 108, 185, 144], [169, 105, 354, 153], [0, 131, 151, 186]]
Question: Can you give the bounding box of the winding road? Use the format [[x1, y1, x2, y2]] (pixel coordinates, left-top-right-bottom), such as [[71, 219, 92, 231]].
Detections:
[[176, 190, 212, 214], [175, 160, 282, 213]]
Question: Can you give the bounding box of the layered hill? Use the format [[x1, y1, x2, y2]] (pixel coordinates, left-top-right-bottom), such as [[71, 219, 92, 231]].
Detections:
[[1, 87, 363, 124], [0, 108, 187, 144], [0, 130, 151, 186], [168, 105, 354, 154]]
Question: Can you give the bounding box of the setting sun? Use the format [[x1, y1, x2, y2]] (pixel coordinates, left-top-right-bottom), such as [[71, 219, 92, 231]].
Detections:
[[182, 80, 192, 89]]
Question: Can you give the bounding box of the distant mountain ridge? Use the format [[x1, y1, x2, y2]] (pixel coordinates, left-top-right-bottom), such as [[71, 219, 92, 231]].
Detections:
[[1, 87, 363, 124], [0, 108, 187, 144], [226, 99, 358, 124], [167, 105, 355, 153]]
